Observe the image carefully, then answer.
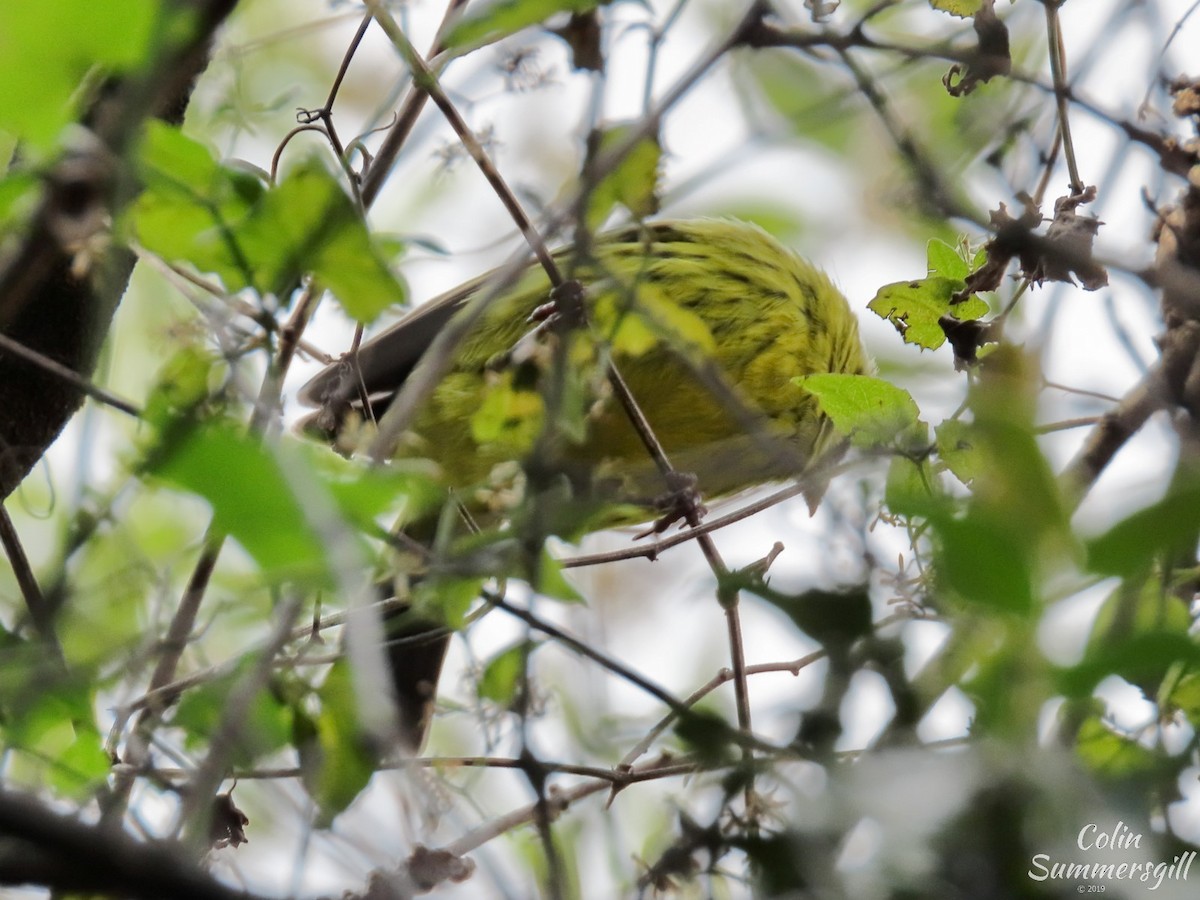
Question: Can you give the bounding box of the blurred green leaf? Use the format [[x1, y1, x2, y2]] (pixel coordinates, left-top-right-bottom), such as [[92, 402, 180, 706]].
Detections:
[[1086, 483, 1200, 577], [750, 584, 873, 650], [134, 127, 405, 321], [413, 575, 487, 630], [935, 418, 982, 485], [445, 0, 606, 51], [299, 659, 376, 827], [307, 446, 445, 532], [586, 122, 661, 229], [885, 455, 944, 518], [149, 422, 330, 580], [54, 719, 111, 796], [173, 667, 293, 767], [0, 0, 160, 147], [733, 51, 856, 153], [0, 170, 38, 236], [145, 402, 435, 583], [1057, 633, 1200, 698], [478, 641, 532, 707], [936, 514, 1034, 615], [535, 550, 585, 603], [3, 685, 108, 797], [959, 350, 1071, 556], [675, 708, 736, 767], [1075, 716, 1159, 779], [1087, 575, 1192, 654], [1162, 669, 1200, 721], [140, 344, 223, 438], [60, 545, 150, 668]]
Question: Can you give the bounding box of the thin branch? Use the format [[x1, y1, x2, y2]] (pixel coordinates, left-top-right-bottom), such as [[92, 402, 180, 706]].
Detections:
[[484, 591, 691, 719], [0, 332, 140, 418], [177, 596, 303, 851], [363, 0, 560, 281], [1058, 364, 1168, 512], [618, 650, 829, 776], [0, 505, 61, 654], [360, 0, 471, 207], [102, 531, 225, 825], [441, 754, 682, 860], [1044, 0, 1084, 193]]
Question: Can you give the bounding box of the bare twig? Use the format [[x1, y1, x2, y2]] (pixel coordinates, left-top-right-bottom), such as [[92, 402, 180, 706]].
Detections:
[[0, 333, 141, 418], [0, 505, 61, 654], [1058, 365, 1168, 511], [1044, 0, 1084, 193]]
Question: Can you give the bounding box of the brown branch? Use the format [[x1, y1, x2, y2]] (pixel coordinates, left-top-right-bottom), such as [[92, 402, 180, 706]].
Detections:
[[1058, 360, 1170, 512], [0, 331, 141, 418], [359, 0, 471, 207], [0, 506, 61, 654], [0, 789, 266, 900]]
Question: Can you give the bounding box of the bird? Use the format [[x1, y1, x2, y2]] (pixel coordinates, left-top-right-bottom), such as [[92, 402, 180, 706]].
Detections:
[[299, 217, 870, 750]]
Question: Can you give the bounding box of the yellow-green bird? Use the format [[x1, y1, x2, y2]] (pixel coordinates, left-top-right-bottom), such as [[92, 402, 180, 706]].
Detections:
[[300, 217, 870, 748]]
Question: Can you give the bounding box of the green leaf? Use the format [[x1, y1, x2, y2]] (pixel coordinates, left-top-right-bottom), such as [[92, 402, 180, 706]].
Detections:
[[0, 0, 161, 147], [586, 122, 661, 230], [867, 277, 988, 350], [140, 344, 223, 437], [798, 373, 927, 451], [755, 584, 874, 650], [134, 127, 405, 322], [59, 549, 149, 668], [1057, 633, 1200, 698], [1087, 575, 1192, 655], [534, 550, 585, 603], [173, 667, 292, 767], [1086, 482, 1200, 577], [312, 449, 445, 532], [300, 659, 376, 827], [927, 238, 969, 281], [413, 574, 487, 630], [733, 52, 857, 153], [1075, 715, 1159, 779], [0, 170, 38, 237], [675, 708, 736, 767], [935, 418, 982, 485], [936, 513, 1034, 615], [445, 0, 605, 51], [248, 159, 406, 321], [885, 455, 943, 518], [54, 719, 111, 797], [930, 0, 983, 16], [148, 422, 331, 581], [132, 123, 266, 287], [478, 641, 532, 707], [3, 685, 109, 797], [1163, 670, 1200, 721]]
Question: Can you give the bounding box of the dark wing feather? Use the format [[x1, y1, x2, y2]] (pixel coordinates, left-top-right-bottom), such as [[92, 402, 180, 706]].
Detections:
[[296, 273, 490, 436]]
